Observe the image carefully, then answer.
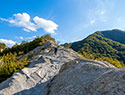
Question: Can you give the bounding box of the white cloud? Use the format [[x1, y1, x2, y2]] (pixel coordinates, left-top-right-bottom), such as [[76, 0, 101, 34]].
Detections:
[[0, 39, 16, 47], [23, 28, 31, 32], [83, 19, 96, 28], [90, 19, 96, 24], [19, 36, 24, 40], [25, 36, 37, 40], [85, 0, 112, 27], [100, 10, 105, 15], [16, 36, 37, 40], [0, 18, 8, 22], [16, 36, 24, 40], [0, 13, 58, 34], [33, 16, 58, 33], [9, 13, 36, 31]]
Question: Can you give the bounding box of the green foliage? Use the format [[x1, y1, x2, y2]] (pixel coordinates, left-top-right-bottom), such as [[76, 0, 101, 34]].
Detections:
[[79, 51, 124, 68], [0, 53, 30, 83], [0, 43, 7, 53], [0, 34, 55, 83], [41, 46, 45, 50], [70, 30, 125, 68], [63, 43, 72, 48], [2, 34, 55, 56], [97, 29, 125, 44]]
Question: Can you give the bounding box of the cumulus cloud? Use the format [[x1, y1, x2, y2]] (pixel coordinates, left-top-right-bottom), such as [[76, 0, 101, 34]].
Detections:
[[33, 16, 58, 33], [0, 13, 58, 33], [8, 13, 36, 31], [0, 39, 16, 47]]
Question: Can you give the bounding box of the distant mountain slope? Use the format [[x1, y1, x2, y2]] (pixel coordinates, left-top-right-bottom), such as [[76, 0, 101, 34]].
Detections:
[[0, 41, 124, 95], [66, 29, 125, 67], [97, 29, 125, 44]]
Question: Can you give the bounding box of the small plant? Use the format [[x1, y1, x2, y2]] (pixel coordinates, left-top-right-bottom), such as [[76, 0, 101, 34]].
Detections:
[[41, 46, 45, 50]]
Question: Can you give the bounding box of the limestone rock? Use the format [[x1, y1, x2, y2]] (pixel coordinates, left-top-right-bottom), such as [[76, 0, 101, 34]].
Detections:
[[47, 59, 125, 95], [0, 41, 125, 95], [0, 41, 81, 95]]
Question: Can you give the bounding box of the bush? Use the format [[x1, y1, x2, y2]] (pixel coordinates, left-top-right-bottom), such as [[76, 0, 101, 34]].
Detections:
[[0, 53, 30, 83], [0, 34, 55, 83]]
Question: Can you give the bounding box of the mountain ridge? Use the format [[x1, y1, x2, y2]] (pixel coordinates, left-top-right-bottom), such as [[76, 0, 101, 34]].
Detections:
[[0, 29, 125, 95], [67, 29, 125, 67], [96, 29, 125, 44], [0, 41, 124, 95], [0, 41, 81, 95]]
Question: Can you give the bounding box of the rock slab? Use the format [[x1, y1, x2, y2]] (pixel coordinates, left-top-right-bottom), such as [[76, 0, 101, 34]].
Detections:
[[48, 59, 125, 95], [0, 41, 80, 95], [0, 41, 125, 95]]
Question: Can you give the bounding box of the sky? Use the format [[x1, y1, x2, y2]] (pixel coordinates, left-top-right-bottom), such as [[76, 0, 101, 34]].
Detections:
[[0, 0, 125, 47]]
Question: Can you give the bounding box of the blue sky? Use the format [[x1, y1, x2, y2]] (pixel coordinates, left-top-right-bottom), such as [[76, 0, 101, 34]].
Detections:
[[0, 0, 125, 47]]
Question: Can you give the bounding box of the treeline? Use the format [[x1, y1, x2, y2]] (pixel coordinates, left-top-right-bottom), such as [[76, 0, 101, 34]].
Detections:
[[0, 34, 55, 83], [1, 34, 55, 56], [78, 51, 124, 68], [64, 32, 125, 68], [97, 29, 125, 44]]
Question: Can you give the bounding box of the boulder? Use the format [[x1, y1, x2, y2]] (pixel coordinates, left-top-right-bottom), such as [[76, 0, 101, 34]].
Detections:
[[47, 59, 125, 95], [0, 41, 124, 95], [0, 41, 80, 95]]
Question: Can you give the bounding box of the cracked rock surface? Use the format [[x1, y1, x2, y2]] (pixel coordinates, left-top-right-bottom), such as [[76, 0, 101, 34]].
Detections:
[[0, 41, 125, 95], [47, 59, 125, 95], [0, 41, 80, 95]]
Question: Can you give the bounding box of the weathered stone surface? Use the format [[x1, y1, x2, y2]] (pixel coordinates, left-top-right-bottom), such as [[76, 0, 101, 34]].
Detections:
[[47, 59, 125, 95], [0, 41, 81, 95], [0, 41, 124, 95]]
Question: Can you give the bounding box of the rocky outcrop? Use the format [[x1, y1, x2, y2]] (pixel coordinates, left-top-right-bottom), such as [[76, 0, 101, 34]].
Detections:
[[47, 59, 125, 95], [0, 41, 81, 95], [0, 41, 125, 95]]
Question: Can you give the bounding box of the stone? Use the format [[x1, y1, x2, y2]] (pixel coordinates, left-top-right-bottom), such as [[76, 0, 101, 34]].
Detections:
[[0, 41, 124, 95], [47, 59, 125, 95], [0, 41, 81, 95]]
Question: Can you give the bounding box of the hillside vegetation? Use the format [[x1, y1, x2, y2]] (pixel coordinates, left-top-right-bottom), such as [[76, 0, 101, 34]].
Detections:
[[98, 29, 125, 44], [1, 34, 55, 56], [0, 34, 55, 83], [64, 29, 125, 68], [0, 43, 7, 52]]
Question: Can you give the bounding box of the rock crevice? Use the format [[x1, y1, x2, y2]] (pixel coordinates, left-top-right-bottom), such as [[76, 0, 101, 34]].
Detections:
[[0, 41, 124, 95]]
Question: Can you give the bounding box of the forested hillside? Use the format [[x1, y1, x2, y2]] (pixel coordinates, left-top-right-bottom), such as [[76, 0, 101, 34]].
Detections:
[[97, 29, 125, 44], [64, 29, 125, 68]]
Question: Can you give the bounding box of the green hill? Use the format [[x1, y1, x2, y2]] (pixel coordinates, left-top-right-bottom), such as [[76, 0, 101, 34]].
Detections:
[[65, 29, 125, 68], [97, 29, 125, 44]]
